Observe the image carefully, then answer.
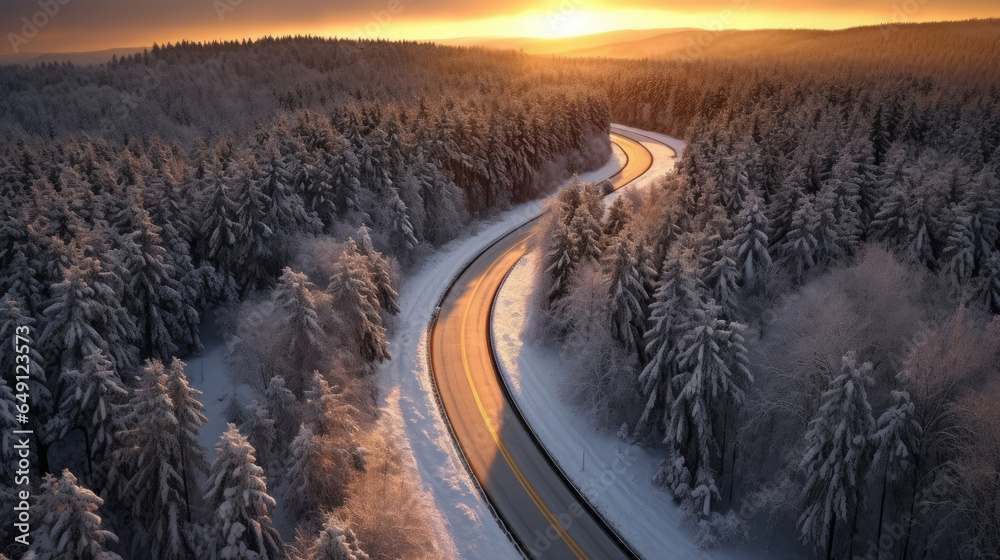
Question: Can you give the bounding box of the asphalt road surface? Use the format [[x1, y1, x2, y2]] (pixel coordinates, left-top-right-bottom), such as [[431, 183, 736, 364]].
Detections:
[[429, 128, 659, 560]]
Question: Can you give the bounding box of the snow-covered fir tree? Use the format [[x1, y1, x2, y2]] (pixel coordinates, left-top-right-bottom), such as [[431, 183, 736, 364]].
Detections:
[[232, 157, 275, 294], [30, 469, 122, 560], [57, 349, 128, 468], [239, 399, 277, 468], [273, 267, 325, 366], [605, 236, 647, 353], [202, 424, 283, 560], [703, 244, 741, 320], [354, 225, 400, 315], [779, 196, 820, 282], [543, 208, 577, 307], [667, 299, 752, 516], [726, 198, 771, 291], [39, 257, 137, 373], [115, 200, 200, 360], [107, 360, 195, 560], [636, 253, 702, 438], [164, 357, 209, 521], [328, 240, 389, 365], [285, 423, 320, 516], [299, 515, 370, 560], [798, 351, 875, 559]]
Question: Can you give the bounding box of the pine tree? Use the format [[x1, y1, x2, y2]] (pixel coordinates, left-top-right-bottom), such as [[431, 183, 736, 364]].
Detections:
[[39, 258, 137, 373], [232, 159, 275, 294], [941, 209, 976, 287], [263, 375, 297, 445], [354, 225, 400, 315], [703, 245, 741, 320], [569, 203, 604, 265], [974, 252, 1000, 313], [603, 196, 631, 238], [107, 360, 194, 560], [30, 469, 122, 560], [116, 202, 199, 360], [543, 209, 576, 307], [605, 236, 646, 353], [812, 186, 843, 266], [668, 299, 752, 516], [387, 193, 418, 256], [58, 349, 128, 468], [869, 389, 918, 557], [726, 197, 771, 293], [257, 147, 320, 239], [199, 158, 240, 299], [779, 197, 820, 282], [328, 241, 389, 364], [273, 267, 325, 364], [798, 351, 875, 559], [203, 424, 283, 560], [302, 516, 370, 560], [303, 371, 359, 440], [825, 139, 867, 246], [636, 254, 701, 438], [285, 423, 319, 516], [164, 357, 209, 522], [239, 399, 277, 468]]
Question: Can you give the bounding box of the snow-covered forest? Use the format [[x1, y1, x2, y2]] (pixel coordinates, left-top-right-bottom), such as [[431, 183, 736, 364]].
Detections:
[[533, 20, 1000, 560], [3, 18, 1000, 560], [0, 37, 610, 559]]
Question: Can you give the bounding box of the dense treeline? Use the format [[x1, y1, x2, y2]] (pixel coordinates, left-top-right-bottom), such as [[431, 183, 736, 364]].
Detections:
[[0, 37, 610, 559], [536, 24, 1000, 559]]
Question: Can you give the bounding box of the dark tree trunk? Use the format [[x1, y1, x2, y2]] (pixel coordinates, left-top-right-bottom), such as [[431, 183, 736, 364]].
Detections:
[[827, 509, 837, 560], [875, 464, 889, 560]]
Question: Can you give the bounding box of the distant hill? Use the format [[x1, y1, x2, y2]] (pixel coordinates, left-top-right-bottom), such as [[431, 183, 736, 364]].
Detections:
[[439, 19, 1000, 67], [553, 18, 1000, 63], [436, 28, 692, 55], [0, 47, 146, 66]]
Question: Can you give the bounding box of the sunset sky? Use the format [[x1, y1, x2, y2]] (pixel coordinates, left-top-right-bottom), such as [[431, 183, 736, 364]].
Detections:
[[3, 0, 1000, 54]]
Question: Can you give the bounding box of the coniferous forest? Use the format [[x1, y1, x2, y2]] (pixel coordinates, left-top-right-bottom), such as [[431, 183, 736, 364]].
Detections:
[[2, 18, 1000, 560], [535, 19, 1000, 560]]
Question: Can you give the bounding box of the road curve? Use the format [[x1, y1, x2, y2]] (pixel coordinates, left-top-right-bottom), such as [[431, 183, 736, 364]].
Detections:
[[429, 130, 655, 560]]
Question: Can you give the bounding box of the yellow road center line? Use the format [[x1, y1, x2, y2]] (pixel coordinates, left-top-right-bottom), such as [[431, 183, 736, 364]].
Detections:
[[446, 132, 651, 560], [460, 237, 588, 560]]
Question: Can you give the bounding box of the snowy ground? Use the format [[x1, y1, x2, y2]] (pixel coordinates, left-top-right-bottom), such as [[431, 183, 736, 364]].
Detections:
[[492, 129, 809, 560], [376, 144, 629, 560]]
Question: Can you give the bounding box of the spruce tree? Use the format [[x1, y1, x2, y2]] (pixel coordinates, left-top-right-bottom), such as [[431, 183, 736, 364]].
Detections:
[[668, 299, 752, 516], [164, 357, 209, 522], [203, 424, 283, 560], [636, 253, 701, 438], [31, 469, 122, 560], [303, 516, 370, 560], [726, 198, 771, 291], [107, 360, 194, 560], [328, 241, 389, 364], [798, 352, 875, 559], [605, 236, 646, 353], [58, 349, 128, 468]]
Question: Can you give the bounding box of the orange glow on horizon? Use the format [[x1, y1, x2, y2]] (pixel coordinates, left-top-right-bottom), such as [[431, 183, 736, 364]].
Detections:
[[5, 2, 1000, 55]]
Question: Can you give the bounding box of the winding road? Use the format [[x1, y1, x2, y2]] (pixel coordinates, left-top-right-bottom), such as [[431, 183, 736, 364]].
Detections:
[[428, 128, 659, 559]]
